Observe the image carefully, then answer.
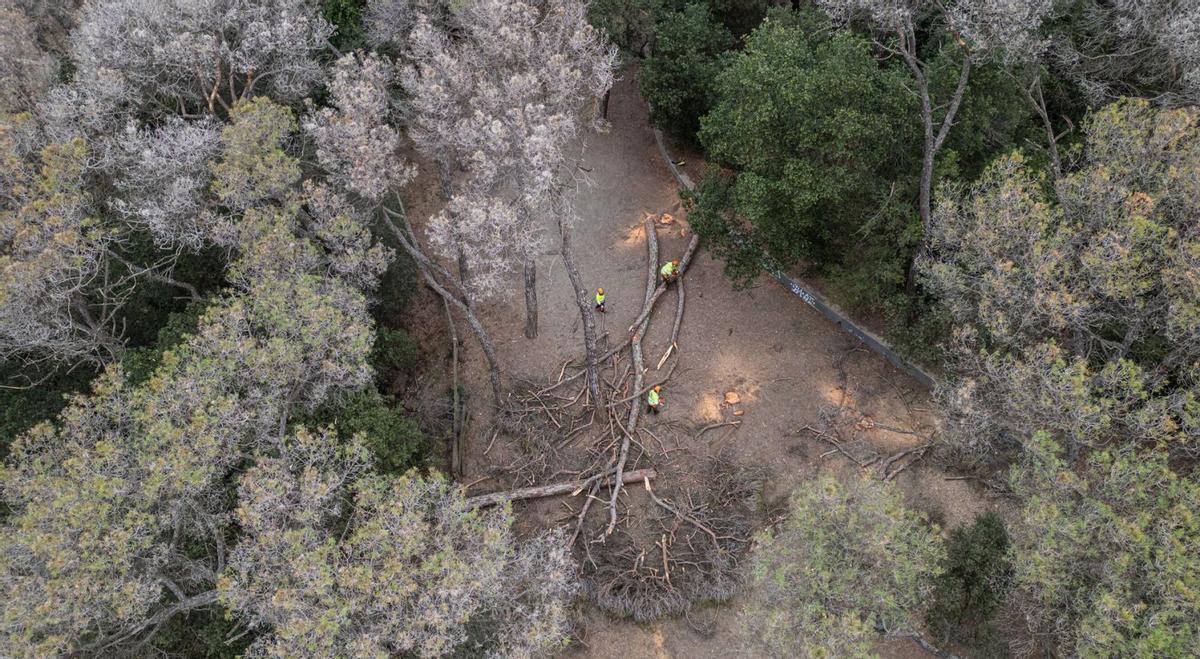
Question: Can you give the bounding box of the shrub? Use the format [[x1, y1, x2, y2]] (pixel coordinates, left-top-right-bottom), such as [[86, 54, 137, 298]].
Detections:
[[927, 512, 1012, 649], [322, 0, 366, 50], [371, 326, 419, 385], [314, 387, 427, 473]]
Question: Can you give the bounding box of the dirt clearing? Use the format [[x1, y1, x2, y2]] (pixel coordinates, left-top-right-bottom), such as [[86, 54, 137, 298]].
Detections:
[[434, 70, 997, 658]]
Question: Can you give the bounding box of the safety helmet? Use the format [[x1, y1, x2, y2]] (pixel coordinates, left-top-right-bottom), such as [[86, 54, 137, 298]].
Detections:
[[672, 259, 680, 266], [597, 287, 604, 294], [654, 385, 662, 392]]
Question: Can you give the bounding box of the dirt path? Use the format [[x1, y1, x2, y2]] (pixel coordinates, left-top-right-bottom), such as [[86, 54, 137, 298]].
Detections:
[[449, 71, 998, 658]]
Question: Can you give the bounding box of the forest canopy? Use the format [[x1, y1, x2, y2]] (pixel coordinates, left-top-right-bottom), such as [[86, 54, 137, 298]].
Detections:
[[2, 0, 1199, 656]]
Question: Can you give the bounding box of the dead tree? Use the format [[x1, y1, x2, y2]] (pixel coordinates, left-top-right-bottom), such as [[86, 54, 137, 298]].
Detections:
[[557, 206, 605, 408], [381, 198, 503, 406]]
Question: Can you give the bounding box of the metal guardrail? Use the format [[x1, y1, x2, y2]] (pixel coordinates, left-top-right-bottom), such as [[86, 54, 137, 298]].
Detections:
[[651, 127, 936, 389]]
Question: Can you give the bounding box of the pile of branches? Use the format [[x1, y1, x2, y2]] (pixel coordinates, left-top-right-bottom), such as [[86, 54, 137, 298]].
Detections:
[[477, 217, 766, 621], [584, 456, 764, 622], [796, 345, 933, 481]]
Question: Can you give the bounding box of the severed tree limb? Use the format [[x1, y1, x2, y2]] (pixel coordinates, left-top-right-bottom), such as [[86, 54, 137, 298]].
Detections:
[[642, 475, 728, 549], [908, 634, 962, 659], [465, 468, 656, 509], [607, 217, 660, 536], [568, 480, 602, 548], [880, 443, 932, 481], [607, 360, 678, 406], [693, 420, 741, 440], [625, 234, 700, 336], [656, 277, 684, 368]]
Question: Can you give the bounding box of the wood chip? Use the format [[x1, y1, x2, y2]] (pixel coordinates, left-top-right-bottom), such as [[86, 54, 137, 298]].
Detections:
[[659, 213, 674, 225], [724, 391, 741, 404]]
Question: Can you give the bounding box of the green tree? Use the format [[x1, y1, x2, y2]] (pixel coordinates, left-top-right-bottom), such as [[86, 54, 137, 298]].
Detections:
[[322, 0, 367, 50], [924, 99, 1200, 464], [742, 475, 944, 658], [926, 512, 1011, 650], [310, 387, 426, 473], [220, 430, 576, 658], [691, 9, 916, 301], [1008, 434, 1200, 657], [638, 3, 733, 141]]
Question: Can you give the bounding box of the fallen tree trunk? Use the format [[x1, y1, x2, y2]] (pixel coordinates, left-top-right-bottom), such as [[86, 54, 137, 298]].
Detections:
[[606, 217, 660, 535], [465, 468, 657, 509], [625, 233, 700, 336]]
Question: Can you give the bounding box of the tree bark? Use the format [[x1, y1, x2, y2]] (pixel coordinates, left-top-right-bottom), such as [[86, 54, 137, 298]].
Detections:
[[625, 234, 700, 335], [1022, 76, 1063, 178], [557, 215, 604, 407], [443, 297, 462, 476], [465, 468, 656, 508], [901, 34, 973, 298], [607, 217, 660, 536], [523, 253, 538, 339]]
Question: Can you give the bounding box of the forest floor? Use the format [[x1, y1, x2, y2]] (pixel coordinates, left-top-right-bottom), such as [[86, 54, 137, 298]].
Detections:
[[408, 71, 1004, 658]]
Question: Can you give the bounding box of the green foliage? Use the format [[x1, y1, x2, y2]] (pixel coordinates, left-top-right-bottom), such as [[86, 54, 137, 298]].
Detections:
[[704, 0, 769, 37], [121, 302, 207, 385], [925, 99, 1200, 463], [589, 0, 670, 52], [311, 387, 426, 473], [151, 605, 255, 659], [639, 3, 733, 141], [111, 241, 226, 348], [930, 53, 1036, 184], [927, 512, 1012, 651], [210, 97, 301, 211], [371, 326, 418, 385], [322, 0, 366, 50], [220, 433, 578, 657], [370, 215, 420, 321], [742, 475, 944, 658], [0, 365, 95, 462], [1008, 434, 1200, 657], [693, 8, 918, 311]]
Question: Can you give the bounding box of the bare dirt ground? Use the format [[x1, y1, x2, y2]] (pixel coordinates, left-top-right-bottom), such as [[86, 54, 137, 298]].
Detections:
[[432, 71, 1001, 658]]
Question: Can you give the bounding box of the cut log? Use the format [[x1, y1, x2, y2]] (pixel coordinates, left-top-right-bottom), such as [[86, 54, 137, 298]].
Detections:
[[465, 468, 657, 509], [626, 234, 700, 335]]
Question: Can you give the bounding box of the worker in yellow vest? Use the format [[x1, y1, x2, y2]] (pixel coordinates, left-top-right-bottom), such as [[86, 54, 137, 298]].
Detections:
[[595, 287, 606, 313], [660, 259, 680, 284], [647, 385, 663, 414]]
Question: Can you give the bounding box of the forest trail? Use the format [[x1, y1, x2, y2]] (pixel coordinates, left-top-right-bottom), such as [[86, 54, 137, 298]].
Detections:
[[452, 70, 994, 658]]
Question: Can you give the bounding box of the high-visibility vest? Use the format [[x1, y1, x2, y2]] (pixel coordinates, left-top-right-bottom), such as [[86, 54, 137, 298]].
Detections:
[[595, 291, 605, 305], [647, 389, 660, 406], [660, 262, 676, 277]]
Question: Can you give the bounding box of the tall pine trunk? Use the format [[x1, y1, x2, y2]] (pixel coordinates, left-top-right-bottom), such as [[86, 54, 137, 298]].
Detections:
[[557, 215, 603, 407], [523, 254, 538, 339]]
